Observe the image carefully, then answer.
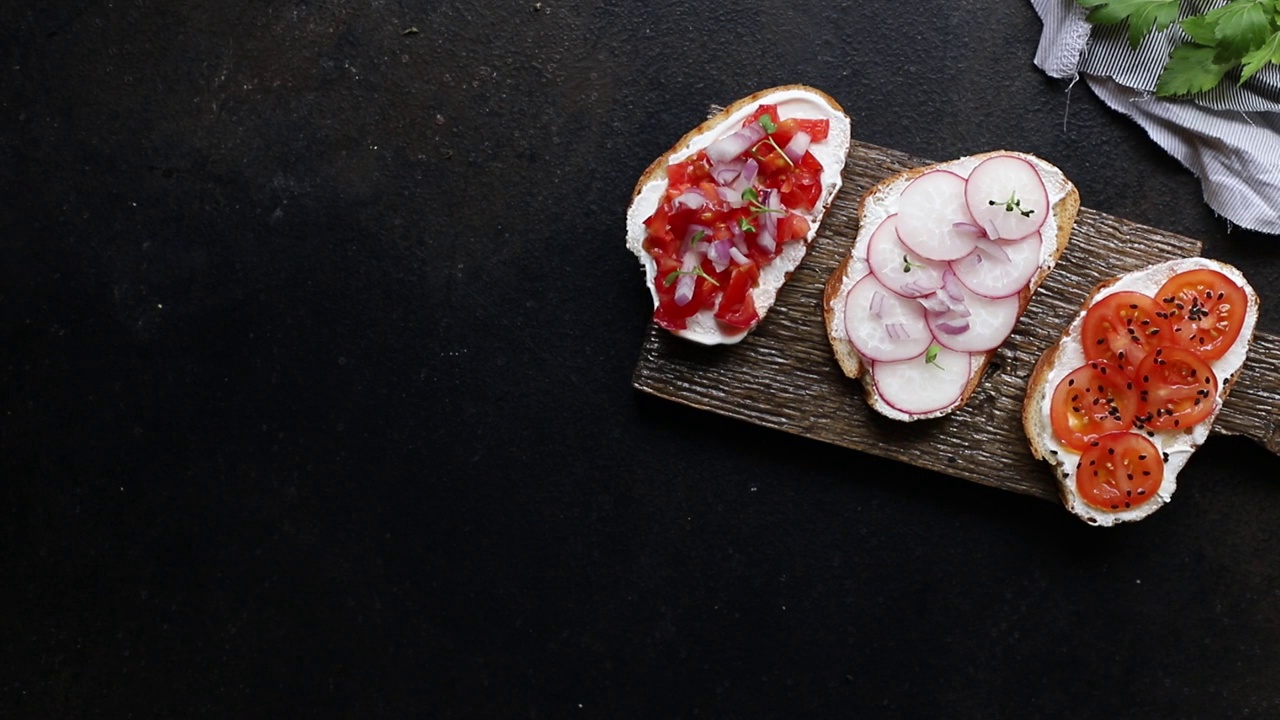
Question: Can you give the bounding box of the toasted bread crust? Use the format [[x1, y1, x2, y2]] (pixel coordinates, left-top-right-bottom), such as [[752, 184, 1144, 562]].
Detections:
[[823, 151, 1080, 420]]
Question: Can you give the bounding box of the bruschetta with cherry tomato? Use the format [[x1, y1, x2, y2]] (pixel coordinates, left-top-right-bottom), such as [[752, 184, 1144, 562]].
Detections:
[[626, 85, 852, 344], [1022, 257, 1260, 526]]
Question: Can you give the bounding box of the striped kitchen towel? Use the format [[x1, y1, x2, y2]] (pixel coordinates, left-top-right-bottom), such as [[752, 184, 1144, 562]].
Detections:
[[1030, 0, 1280, 234]]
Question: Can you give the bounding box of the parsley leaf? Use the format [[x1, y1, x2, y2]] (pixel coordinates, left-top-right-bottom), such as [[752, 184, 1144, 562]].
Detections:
[[1079, 0, 1280, 98], [758, 113, 777, 134], [925, 343, 944, 370], [1241, 30, 1280, 83], [1205, 0, 1274, 57], [1077, 0, 1180, 49], [1156, 44, 1237, 96]]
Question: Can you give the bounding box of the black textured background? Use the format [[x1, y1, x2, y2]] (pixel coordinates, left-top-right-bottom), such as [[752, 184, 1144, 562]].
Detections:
[[3, 2, 1279, 718]]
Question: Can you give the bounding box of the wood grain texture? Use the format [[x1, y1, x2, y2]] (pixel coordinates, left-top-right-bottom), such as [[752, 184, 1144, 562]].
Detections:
[[632, 140, 1278, 502]]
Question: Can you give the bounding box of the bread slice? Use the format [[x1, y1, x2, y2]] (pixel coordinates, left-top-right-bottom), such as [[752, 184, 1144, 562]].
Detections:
[[626, 85, 852, 345], [1023, 257, 1260, 526], [823, 150, 1080, 421]]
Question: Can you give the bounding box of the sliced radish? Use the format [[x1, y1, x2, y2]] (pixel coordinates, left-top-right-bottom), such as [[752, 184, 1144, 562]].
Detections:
[[843, 274, 932, 362], [895, 170, 977, 262], [865, 214, 946, 298], [926, 286, 1021, 353], [872, 345, 972, 415], [963, 155, 1049, 241], [950, 231, 1044, 298]]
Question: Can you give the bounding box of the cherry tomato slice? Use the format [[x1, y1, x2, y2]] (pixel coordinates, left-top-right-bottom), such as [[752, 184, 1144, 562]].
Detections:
[[1133, 345, 1218, 431], [1156, 269, 1248, 361], [1049, 361, 1138, 452], [1082, 291, 1172, 376], [1075, 431, 1164, 512]]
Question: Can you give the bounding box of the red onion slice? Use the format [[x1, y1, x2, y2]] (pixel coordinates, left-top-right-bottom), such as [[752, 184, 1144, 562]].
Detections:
[[869, 290, 886, 318], [951, 221, 986, 239], [885, 322, 909, 340], [782, 131, 811, 164], [707, 239, 733, 273], [683, 224, 712, 251], [917, 293, 952, 314], [941, 268, 966, 302], [711, 160, 744, 186], [706, 124, 766, 163], [972, 235, 1011, 263], [741, 158, 760, 185], [934, 318, 971, 335], [673, 188, 707, 211], [673, 254, 698, 307], [728, 246, 750, 265]]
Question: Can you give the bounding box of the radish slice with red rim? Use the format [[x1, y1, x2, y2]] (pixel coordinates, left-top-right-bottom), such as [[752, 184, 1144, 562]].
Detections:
[[843, 274, 932, 362], [925, 286, 1021, 353], [963, 155, 1049, 241], [895, 170, 978, 262], [872, 345, 972, 415], [865, 214, 946, 298], [950, 231, 1043, 299]]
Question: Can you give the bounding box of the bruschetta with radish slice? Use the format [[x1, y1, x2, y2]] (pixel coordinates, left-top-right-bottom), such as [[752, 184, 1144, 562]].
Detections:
[[823, 151, 1080, 421], [1023, 258, 1259, 526], [627, 85, 852, 344]]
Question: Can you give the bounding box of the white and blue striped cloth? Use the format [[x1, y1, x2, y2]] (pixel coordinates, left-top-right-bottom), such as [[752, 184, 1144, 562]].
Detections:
[[1031, 0, 1280, 234]]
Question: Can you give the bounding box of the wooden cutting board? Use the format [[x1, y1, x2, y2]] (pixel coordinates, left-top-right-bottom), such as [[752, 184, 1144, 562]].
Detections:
[[632, 140, 1280, 503]]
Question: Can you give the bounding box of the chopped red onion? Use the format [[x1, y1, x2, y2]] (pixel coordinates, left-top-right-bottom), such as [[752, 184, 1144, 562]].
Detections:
[[707, 124, 766, 163], [972, 236, 1011, 262], [707, 239, 733, 273], [674, 255, 698, 306], [741, 158, 760, 185], [869, 290, 886, 318], [684, 224, 713, 251], [731, 225, 748, 254], [782, 131, 811, 164], [728, 246, 750, 265], [885, 322, 909, 340], [900, 280, 941, 298], [951, 221, 986, 239], [673, 188, 707, 211], [935, 318, 970, 335], [917, 293, 952, 314], [759, 188, 780, 251], [711, 159, 744, 186], [941, 268, 966, 302]]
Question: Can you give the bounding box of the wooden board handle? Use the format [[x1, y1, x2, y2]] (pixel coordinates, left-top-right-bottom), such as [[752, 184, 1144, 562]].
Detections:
[[1214, 332, 1280, 454]]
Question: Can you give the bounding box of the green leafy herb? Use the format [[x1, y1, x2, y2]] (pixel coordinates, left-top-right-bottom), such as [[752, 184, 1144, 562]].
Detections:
[[689, 230, 707, 246], [741, 187, 759, 203], [737, 216, 757, 233], [925, 343, 944, 370], [758, 113, 778, 134], [988, 190, 1035, 218], [902, 254, 925, 273], [1077, 0, 1280, 97], [664, 267, 720, 287]]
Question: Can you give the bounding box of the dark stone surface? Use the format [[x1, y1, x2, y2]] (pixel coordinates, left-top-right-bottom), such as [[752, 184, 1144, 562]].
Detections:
[[2, 1, 1278, 717]]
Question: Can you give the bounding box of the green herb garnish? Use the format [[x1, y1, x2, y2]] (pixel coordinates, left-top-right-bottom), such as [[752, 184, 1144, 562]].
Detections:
[[663, 267, 720, 287], [741, 187, 759, 203], [988, 191, 1034, 218], [758, 113, 778, 134], [902, 254, 926, 273], [1076, 0, 1280, 97], [737, 216, 757, 233], [925, 343, 944, 370], [689, 230, 707, 246]]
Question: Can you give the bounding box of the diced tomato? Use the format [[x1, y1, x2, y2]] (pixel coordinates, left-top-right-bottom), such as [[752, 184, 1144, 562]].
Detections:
[[744, 103, 780, 130], [714, 265, 760, 329], [776, 213, 810, 244], [772, 118, 831, 147]]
